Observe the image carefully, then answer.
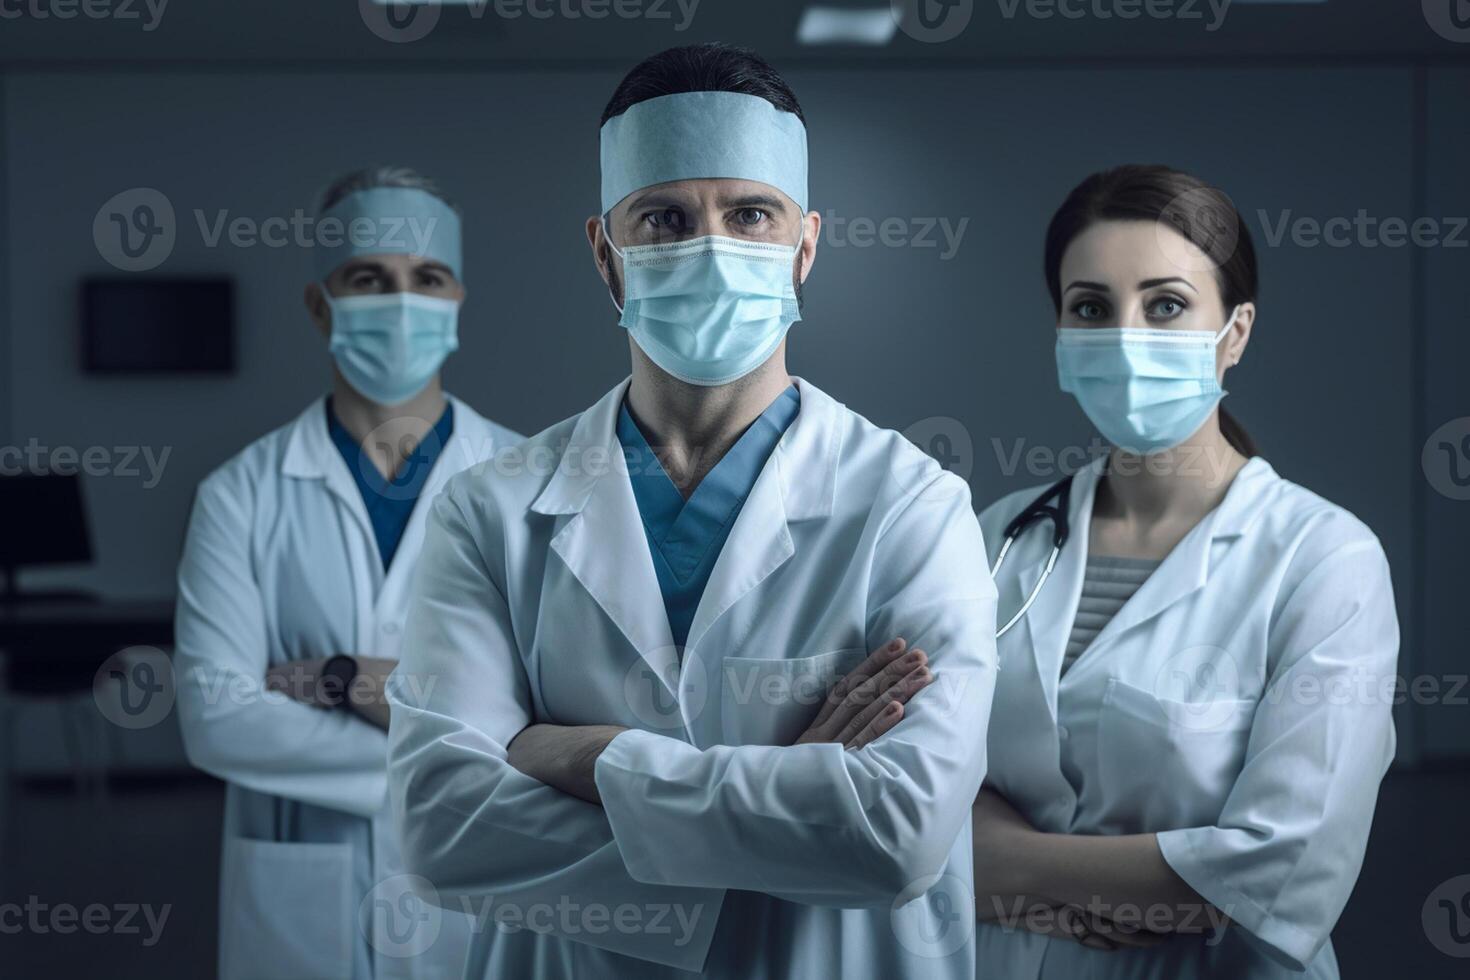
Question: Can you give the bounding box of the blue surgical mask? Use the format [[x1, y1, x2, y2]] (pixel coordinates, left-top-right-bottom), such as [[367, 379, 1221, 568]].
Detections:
[[607, 230, 802, 387], [1055, 308, 1238, 455], [322, 286, 460, 406]]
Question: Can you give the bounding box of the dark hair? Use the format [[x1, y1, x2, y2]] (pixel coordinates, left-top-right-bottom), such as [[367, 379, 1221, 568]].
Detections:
[[1043, 164, 1260, 458], [600, 42, 805, 127]]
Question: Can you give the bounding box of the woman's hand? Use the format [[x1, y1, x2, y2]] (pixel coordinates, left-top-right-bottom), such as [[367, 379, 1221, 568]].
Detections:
[[794, 638, 931, 750], [973, 788, 1169, 951], [972, 786, 1043, 895]]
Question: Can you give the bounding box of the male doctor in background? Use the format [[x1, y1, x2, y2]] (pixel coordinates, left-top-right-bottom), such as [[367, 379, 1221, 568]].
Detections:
[[387, 44, 999, 979], [174, 167, 520, 980]]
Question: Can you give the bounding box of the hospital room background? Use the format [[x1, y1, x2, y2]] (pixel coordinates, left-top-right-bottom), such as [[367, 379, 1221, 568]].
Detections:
[[0, 0, 1466, 976]]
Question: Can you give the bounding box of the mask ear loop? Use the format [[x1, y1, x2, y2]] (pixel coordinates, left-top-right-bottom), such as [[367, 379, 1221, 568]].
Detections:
[[1213, 305, 1241, 344], [600, 215, 628, 315]]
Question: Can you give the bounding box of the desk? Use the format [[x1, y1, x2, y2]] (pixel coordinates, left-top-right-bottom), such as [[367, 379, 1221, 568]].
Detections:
[[0, 598, 174, 694]]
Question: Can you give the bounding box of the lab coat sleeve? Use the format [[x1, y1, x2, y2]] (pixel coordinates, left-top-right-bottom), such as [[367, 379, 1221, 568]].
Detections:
[[1156, 534, 1399, 969], [594, 472, 999, 907], [173, 469, 388, 818], [386, 483, 724, 973]]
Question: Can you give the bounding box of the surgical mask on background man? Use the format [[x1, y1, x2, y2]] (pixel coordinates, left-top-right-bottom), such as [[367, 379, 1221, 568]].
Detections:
[[606, 224, 802, 387], [322, 285, 460, 405], [1055, 307, 1238, 455]]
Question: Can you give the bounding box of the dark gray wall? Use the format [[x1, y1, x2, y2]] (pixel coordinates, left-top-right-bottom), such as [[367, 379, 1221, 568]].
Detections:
[[2, 64, 1442, 757], [1422, 67, 1470, 762]]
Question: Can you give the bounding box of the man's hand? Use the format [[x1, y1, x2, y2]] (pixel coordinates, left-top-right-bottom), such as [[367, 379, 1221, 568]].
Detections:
[[504, 638, 928, 802], [507, 724, 627, 804], [794, 638, 931, 750]]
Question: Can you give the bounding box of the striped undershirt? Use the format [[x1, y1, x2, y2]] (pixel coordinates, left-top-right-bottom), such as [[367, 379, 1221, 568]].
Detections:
[[1062, 555, 1160, 675]]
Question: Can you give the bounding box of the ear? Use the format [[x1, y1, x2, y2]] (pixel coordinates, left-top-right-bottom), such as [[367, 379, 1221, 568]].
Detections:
[[586, 215, 613, 287], [797, 210, 821, 284], [305, 282, 331, 340], [1219, 302, 1255, 377]]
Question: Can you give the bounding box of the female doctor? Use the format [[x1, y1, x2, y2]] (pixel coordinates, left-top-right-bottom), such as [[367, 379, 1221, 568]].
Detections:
[[968, 165, 1398, 978]]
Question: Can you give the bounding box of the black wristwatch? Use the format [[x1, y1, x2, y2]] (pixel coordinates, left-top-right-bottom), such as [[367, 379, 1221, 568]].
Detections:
[[320, 654, 360, 710]]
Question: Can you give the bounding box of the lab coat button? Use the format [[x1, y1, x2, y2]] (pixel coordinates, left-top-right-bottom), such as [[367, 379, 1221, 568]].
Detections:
[[383, 623, 400, 635], [1057, 725, 1070, 740]]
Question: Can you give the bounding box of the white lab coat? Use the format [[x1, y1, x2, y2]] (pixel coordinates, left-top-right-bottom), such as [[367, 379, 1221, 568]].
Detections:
[[386, 377, 999, 979], [973, 455, 1398, 979], [174, 394, 520, 980]]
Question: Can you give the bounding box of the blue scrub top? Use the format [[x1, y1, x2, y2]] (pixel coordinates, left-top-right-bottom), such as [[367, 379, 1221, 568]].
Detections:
[[327, 398, 455, 570], [617, 385, 800, 650]]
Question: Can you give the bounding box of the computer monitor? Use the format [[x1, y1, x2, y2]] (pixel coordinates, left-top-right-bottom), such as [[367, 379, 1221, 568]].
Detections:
[[0, 472, 92, 599]]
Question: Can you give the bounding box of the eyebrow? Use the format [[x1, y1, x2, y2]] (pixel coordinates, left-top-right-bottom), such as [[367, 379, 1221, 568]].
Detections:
[[623, 189, 691, 213], [1139, 276, 1197, 293], [1063, 276, 1198, 294], [338, 259, 387, 276], [717, 192, 792, 213]]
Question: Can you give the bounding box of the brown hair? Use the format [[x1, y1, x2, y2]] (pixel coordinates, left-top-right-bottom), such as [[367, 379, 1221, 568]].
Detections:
[[1043, 165, 1259, 457]]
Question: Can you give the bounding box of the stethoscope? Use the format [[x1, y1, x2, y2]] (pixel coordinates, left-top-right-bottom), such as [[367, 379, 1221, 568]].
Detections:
[[990, 474, 1074, 637]]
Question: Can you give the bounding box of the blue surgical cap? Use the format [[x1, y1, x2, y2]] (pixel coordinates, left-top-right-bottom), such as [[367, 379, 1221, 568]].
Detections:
[[599, 91, 809, 215], [313, 187, 463, 281]]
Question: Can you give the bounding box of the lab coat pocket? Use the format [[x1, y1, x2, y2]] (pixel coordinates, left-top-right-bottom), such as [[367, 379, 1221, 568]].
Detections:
[[219, 837, 356, 980], [1097, 678, 1256, 829], [719, 648, 866, 746]]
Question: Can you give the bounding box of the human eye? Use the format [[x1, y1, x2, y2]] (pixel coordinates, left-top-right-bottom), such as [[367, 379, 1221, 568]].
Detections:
[[344, 269, 382, 291], [641, 208, 687, 236], [733, 207, 768, 228], [1146, 295, 1188, 322], [1070, 297, 1108, 322]]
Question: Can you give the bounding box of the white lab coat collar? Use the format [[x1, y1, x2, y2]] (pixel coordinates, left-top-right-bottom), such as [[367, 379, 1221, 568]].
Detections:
[[530, 376, 839, 521], [531, 376, 842, 706], [1021, 453, 1276, 718], [278, 392, 506, 590], [280, 392, 495, 482]]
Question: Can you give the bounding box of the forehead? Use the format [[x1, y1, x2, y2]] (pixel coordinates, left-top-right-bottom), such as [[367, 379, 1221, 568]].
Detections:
[[1061, 219, 1215, 285], [611, 177, 800, 216]]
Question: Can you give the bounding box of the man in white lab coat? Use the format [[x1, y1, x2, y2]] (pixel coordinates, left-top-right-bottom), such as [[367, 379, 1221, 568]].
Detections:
[[174, 167, 520, 980], [386, 45, 999, 979]]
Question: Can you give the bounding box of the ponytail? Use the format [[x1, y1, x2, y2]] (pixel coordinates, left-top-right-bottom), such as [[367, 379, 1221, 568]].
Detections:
[[1219, 406, 1258, 458]]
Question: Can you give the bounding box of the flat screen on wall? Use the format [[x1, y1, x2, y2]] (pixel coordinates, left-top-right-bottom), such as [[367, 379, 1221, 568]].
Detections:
[[81, 278, 235, 373]]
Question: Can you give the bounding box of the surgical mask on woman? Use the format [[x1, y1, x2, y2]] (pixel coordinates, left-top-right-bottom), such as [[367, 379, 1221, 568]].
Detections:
[[1055, 307, 1238, 455], [606, 227, 802, 387], [322, 286, 460, 406]]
